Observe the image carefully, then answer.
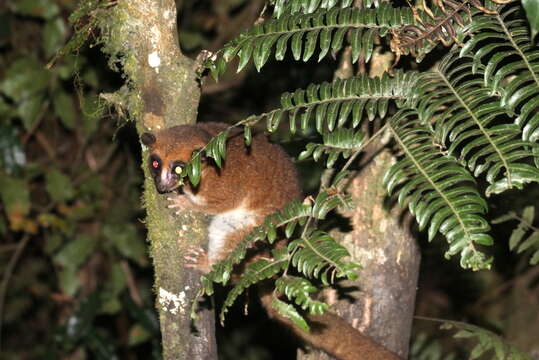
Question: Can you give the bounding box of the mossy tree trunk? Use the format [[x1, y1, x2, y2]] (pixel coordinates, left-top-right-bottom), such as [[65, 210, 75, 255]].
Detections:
[[97, 1, 216, 359], [299, 151, 420, 360]]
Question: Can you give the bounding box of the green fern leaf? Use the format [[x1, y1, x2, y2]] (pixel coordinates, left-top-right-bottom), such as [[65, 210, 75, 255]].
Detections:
[[219, 247, 288, 324], [203, 197, 319, 286], [202, 190, 353, 289], [290, 230, 360, 284], [440, 320, 533, 360], [298, 128, 364, 167], [209, 5, 415, 77], [271, 0, 354, 19], [275, 276, 329, 314], [460, 3, 539, 143], [492, 206, 539, 265], [415, 52, 539, 196], [385, 108, 492, 270], [238, 71, 418, 135], [271, 297, 310, 332]]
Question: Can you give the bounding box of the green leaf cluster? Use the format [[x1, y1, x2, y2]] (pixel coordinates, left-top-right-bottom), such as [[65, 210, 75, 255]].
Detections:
[[440, 320, 533, 360], [196, 0, 539, 274], [195, 191, 359, 328], [206, 4, 415, 77], [493, 206, 539, 265]]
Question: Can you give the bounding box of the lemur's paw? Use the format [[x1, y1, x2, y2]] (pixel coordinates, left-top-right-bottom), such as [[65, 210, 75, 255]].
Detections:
[[184, 245, 211, 274], [166, 195, 188, 215]]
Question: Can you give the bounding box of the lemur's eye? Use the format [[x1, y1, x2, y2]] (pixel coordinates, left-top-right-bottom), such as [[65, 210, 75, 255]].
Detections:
[[174, 165, 183, 175], [149, 156, 161, 171]]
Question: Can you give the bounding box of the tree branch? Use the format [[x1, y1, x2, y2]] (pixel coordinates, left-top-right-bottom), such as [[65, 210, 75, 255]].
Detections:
[[96, 1, 216, 358]]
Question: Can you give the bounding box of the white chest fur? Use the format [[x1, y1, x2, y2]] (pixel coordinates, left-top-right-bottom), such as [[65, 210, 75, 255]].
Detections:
[[207, 205, 257, 264]]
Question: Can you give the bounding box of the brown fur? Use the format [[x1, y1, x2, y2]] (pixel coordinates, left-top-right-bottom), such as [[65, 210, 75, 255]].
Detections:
[[142, 122, 401, 360]]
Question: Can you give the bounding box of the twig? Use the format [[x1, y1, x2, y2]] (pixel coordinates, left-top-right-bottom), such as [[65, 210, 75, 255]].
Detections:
[[0, 233, 31, 352], [121, 260, 143, 306]]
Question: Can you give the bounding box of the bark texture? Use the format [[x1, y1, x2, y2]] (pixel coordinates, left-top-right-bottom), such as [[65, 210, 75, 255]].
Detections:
[[98, 1, 216, 359], [300, 150, 420, 360]]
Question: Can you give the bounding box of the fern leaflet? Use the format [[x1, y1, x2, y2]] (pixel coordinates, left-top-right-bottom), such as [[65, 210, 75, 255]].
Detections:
[[385, 108, 492, 270], [275, 276, 329, 315], [460, 2, 539, 142], [206, 4, 415, 77], [289, 230, 360, 284], [492, 206, 539, 264], [271, 0, 354, 19], [414, 52, 539, 196]]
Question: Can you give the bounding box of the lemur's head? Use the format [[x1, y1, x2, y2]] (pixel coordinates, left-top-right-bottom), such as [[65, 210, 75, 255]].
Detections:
[[141, 125, 209, 193]]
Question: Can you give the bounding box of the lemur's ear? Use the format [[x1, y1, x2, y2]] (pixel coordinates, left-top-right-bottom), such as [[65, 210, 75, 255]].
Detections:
[[141, 133, 156, 145]]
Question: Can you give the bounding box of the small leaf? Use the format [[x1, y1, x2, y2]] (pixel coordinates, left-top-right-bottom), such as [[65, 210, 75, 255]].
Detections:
[[0, 57, 50, 102], [54, 234, 97, 269], [103, 224, 147, 266], [53, 90, 77, 130], [46, 169, 75, 203], [244, 126, 252, 146], [0, 175, 30, 218], [272, 298, 310, 332], [522, 0, 539, 38], [43, 17, 67, 57]]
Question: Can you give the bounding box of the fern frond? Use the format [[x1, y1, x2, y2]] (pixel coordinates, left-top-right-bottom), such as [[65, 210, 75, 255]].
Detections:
[[492, 206, 539, 264], [410, 333, 458, 360], [440, 320, 533, 360], [289, 230, 360, 284], [219, 247, 288, 324], [460, 3, 539, 142], [275, 276, 329, 314], [214, 193, 358, 322], [184, 129, 230, 186], [415, 52, 539, 196], [201, 191, 352, 291], [207, 4, 415, 77], [271, 0, 354, 19], [298, 128, 365, 167], [271, 297, 311, 332], [244, 71, 418, 135], [385, 108, 492, 270], [185, 72, 418, 185]]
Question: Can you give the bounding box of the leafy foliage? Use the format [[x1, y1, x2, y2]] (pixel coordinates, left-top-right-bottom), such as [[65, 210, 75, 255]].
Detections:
[[0, 1, 156, 358], [271, 0, 355, 19], [196, 191, 359, 329], [298, 128, 365, 167], [410, 332, 458, 360], [187, 0, 539, 344], [493, 206, 539, 264], [274, 276, 329, 315], [460, 3, 539, 143], [411, 318, 534, 360], [413, 52, 539, 196], [386, 108, 493, 270], [439, 320, 533, 360], [206, 4, 416, 78], [22, 0, 538, 357]]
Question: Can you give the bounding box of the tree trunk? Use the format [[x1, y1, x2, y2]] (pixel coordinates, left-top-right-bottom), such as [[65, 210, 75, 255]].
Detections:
[[97, 1, 217, 359], [299, 150, 420, 359]]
